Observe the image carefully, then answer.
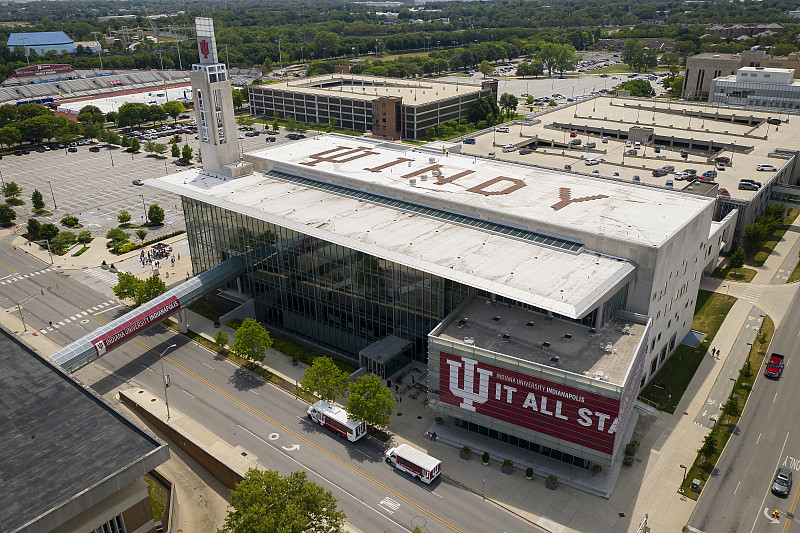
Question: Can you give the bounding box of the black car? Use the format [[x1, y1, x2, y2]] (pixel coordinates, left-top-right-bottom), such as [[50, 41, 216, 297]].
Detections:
[[174, 159, 189, 166], [67, 147, 78, 153], [652, 168, 668, 177], [132, 179, 145, 186], [773, 468, 792, 497], [738, 181, 758, 191], [463, 138, 476, 145], [519, 148, 533, 155], [13, 150, 24, 156], [286, 133, 301, 140]]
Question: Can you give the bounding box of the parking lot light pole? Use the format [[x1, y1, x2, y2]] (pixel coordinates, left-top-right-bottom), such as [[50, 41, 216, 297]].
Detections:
[[159, 343, 177, 421], [139, 194, 148, 223], [46, 180, 57, 209]]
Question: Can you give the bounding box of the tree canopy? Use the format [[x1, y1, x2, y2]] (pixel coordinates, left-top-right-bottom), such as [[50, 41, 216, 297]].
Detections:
[[302, 356, 349, 402], [346, 373, 395, 428], [221, 468, 345, 533], [232, 318, 273, 363]]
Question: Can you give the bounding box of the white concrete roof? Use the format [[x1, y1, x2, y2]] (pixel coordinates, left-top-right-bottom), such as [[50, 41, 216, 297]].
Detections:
[[149, 138, 640, 318]]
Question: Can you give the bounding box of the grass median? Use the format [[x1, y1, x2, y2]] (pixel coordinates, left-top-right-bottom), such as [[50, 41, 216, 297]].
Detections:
[[639, 290, 737, 413], [710, 265, 757, 283], [679, 315, 774, 499]]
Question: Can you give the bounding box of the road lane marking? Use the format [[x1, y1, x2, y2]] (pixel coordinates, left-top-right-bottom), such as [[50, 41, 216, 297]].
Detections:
[[202, 362, 214, 369], [775, 392, 779, 403], [250, 390, 260, 396], [183, 390, 195, 398], [750, 431, 789, 533], [355, 449, 371, 458], [734, 481, 740, 495], [757, 433, 761, 445], [94, 304, 122, 315], [782, 459, 800, 533], [94, 323, 463, 533]]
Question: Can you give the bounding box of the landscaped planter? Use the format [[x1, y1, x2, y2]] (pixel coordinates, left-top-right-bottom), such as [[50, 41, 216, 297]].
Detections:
[[460, 447, 471, 460], [625, 440, 640, 456], [482, 452, 490, 465], [502, 460, 513, 475], [623, 455, 635, 466], [546, 475, 558, 490], [525, 468, 533, 480]]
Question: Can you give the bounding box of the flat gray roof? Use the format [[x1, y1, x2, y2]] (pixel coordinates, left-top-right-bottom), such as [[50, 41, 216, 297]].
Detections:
[[251, 73, 484, 106], [0, 327, 168, 532], [435, 296, 645, 385], [459, 96, 796, 199]]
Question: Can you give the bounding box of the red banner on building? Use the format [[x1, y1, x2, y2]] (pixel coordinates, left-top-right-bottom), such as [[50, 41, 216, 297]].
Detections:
[[438, 352, 621, 455], [91, 296, 181, 357]]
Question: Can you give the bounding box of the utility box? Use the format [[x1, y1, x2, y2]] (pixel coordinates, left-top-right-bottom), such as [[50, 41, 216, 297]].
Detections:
[[691, 478, 702, 493]]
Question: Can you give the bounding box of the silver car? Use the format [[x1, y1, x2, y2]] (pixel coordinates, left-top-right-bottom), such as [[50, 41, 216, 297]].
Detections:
[[772, 468, 792, 497]]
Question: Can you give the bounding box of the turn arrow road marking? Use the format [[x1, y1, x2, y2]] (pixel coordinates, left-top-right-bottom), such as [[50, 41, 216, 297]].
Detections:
[[282, 444, 300, 451], [764, 507, 779, 524]]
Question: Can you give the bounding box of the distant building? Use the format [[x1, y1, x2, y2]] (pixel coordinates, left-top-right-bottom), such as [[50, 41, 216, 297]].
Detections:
[[790, 8, 800, 18], [74, 40, 102, 53], [710, 67, 800, 110], [645, 39, 673, 52], [595, 39, 624, 51], [248, 74, 498, 140], [681, 50, 766, 99], [7, 31, 76, 55], [703, 23, 783, 39]]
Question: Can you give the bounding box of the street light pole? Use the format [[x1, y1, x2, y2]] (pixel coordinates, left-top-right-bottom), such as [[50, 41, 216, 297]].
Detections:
[[159, 343, 177, 420], [139, 194, 148, 223], [679, 464, 687, 493]]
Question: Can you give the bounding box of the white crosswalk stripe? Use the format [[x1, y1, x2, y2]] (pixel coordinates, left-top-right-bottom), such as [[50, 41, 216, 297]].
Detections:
[[85, 268, 119, 285]]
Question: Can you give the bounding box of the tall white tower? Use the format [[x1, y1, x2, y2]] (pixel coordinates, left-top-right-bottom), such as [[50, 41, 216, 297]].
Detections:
[[191, 17, 251, 178]]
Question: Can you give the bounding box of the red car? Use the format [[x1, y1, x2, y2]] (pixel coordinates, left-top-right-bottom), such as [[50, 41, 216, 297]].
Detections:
[[89, 146, 100, 152], [36, 147, 46, 153], [266, 136, 276, 142], [718, 188, 730, 197], [714, 156, 730, 164], [569, 130, 578, 137]]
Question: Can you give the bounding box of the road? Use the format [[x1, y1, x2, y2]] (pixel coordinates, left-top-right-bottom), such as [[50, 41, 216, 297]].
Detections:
[[0, 239, 539, 533], [687, 285, 800, 533]]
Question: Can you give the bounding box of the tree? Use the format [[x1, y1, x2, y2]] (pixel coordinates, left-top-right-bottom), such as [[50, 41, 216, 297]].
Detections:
[[39, 223, 59, 240], [231, 318, 273, 363], [147, 104, 167, 125], [113, 272, 140, 300], [2, 181, 21, 199], [129, 137, 141, 152], [220, 468, 345, 533], [615, 80, 655, 98], [51, 231, 77, 255], [27, 218, 41, 239], [30, 189, 44, 211], [214, 330, 229, 350], [231, 88, 244, 109], [181, 144, 193, 162], [622, 40, 646, 72], [77, 105, 105, 124], [77, 230, 92, 243], [106, 227, 129, 243], [153, 143, 168, 156], [143, 140, 157, 154], [161, 100, 186, 123], [136, 229, 148, 242], [136, 275, 167, 306], [82, 122, 104, 141], [722, 394, 740, 424], [0, 125, 22, 148], [699, 433, 717, 461], [313, 31, 340, 59], [729, 248, 745, 269], [498, 93, 519, 117], [0, 104, 19, 128], [0, 205, 16, 227], [478, 60, 493, 78], [346, 373, 395, 428], [742, 223, 767, 256], [117, 102, 148, 128], [148, 204, 165, 225], [171, 143, 180, 158], [118, 209, 132, 225], [302, 356, 349, 402]]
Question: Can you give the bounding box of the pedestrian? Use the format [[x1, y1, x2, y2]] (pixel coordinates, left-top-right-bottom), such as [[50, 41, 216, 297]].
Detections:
[[711, 346, 715, 357], [186, 271, 190, 280], [395, 384, 399, 393], [177, 252, 180, 260], [49, 321, 52, 327], [411, 376, 415, 385]]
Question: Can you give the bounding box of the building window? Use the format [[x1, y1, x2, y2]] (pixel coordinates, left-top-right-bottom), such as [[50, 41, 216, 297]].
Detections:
[[94, 514, 126, 533], [659, 345, 667, 364], [650, 357, 658, 375]]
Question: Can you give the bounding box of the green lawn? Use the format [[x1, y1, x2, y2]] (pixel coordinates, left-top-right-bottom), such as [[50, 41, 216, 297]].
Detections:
[[710, 265, 757, 283], [592, 63, 634, 74], [144, 475, 168, 521], [639, 290, 737, 413], [788, 260, 800, 283], [680, 315, 773, 499]]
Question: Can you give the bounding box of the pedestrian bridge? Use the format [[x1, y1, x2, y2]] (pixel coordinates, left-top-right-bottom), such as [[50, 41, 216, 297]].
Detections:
[[49, 255, 247, 373]]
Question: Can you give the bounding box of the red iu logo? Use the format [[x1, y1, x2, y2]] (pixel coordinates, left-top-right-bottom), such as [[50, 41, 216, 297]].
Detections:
[[199, 39, 210, 59]]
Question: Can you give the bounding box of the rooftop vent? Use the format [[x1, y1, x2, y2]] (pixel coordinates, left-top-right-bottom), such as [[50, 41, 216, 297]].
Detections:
[[408, 178, 417, 186]]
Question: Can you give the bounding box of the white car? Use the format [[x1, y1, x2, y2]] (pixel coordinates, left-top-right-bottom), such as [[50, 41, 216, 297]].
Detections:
[[237, 134, 245, 139], [585, 158, 600, 165], [502, 145, 517, 152], [487, 151, 496, 159], [757, 164, 777, 172]]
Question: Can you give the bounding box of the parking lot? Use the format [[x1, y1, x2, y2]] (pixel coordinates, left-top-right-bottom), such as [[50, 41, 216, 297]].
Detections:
[[0, 123, 288, 242]]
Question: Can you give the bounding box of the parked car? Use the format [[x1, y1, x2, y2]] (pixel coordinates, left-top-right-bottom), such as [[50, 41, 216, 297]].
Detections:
[[463, 138, 476, 145], [715, 162, 726, 171], [738, 181, 758, 191], [718, 188, 730, 197], [585, 141, 596, 148], [132, 179, 145, 186], [674, 172, 691, 181], [286, 133, 301, 140], [601, 136, 609, 143], [89, 146, 101, 152], [772, 467, 792, 497], [569, 130, 578, 137], [519, 148, 533, 155], [652, 168, 668, 177], [266, 136, 277, 142], [568, 138, 582, 145], [714, 156, 730, 164], [757, 164, 777, 172], [67, 147, 78, 153], [682, 168, 697, 175], [245, 131, 256, 137], [661, 165, 674, 172], [702, 170, 718, 179], [632, 175, 641, 182], [502, 145, 517, 153], [625, 149, 637, 156], [666, 179, 674, 188]]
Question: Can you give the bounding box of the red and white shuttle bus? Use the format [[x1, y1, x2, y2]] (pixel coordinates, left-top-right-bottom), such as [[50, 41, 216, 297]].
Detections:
[[307, 400, 367, 442], [385, 443, 441, 484]]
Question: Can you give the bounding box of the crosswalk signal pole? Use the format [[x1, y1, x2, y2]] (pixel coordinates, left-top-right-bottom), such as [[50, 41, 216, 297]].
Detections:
[[17, 303, 26, 332]]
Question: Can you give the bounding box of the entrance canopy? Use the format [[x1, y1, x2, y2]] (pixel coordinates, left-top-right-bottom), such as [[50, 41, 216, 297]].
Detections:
[[359, 335, 412, 379]]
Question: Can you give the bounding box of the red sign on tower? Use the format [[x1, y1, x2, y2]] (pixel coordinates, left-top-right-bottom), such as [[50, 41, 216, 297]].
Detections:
[[199, 39, 210, 59]]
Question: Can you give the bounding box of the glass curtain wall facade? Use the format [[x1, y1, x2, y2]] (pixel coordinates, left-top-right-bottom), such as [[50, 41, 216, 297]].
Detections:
[[712, 79, 800, 110], [183, 197, 473, 362]]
